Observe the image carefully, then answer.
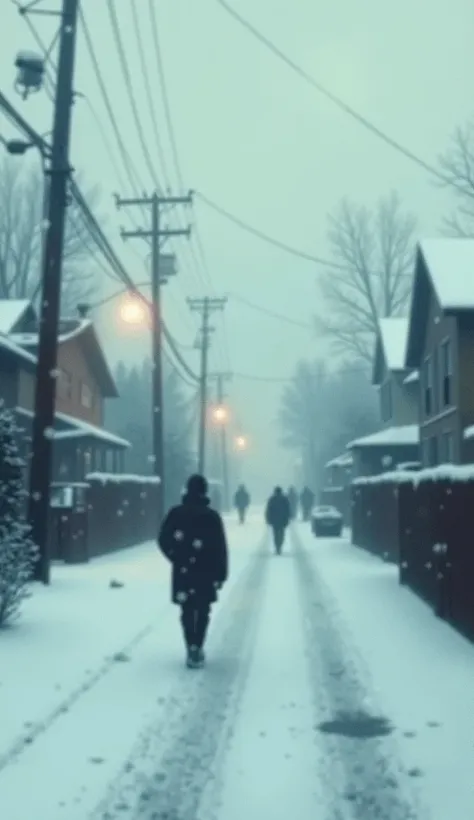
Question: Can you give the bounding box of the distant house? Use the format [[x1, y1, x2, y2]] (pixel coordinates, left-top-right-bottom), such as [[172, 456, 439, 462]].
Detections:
[[347, 317, 420, 478], [0, 300, 130, 481], [405, 238, 474, 466], [323, 451, 353, 489]]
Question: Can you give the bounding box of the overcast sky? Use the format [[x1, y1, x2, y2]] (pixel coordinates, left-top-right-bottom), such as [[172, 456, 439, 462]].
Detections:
[[1, 0, 473, 495]]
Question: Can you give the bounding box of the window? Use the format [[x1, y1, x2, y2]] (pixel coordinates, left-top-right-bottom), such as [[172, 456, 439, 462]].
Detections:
[[441, 340, 452, 407], [432, 346, 439, 414], [80, 382, 93, 409], [381, 381, 393, 421], [429, 436, 439, 467], [442, 431, 454, 463], [424, 356, 432, 416]]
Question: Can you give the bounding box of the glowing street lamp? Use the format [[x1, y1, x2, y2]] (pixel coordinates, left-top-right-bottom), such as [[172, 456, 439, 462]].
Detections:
[[235, 434, 248, 451], [212, 404, 228, 424], [119, 294, 149, 326]]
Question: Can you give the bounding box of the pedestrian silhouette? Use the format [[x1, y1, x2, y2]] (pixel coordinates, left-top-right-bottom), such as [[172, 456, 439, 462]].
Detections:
[[265, 487, 291, 554], [287, 486, 298, 520], [300, 486, 315, 521], [234, 484, 250, 524], [158, 474, 228, 668]]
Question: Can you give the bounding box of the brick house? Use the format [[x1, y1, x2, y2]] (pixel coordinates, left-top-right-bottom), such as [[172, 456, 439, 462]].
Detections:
[[347, 317, 420, 477], [0, 300, 129, 481], [405, 238, 474, 466]]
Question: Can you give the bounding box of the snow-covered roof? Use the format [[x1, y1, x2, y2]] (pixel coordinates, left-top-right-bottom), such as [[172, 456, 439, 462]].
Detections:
[[347, 424, 419, 449], [378, 317, 408, 371], [326, 452, 353, 468], [0, 299, 32, 334], [86, 472, 160, 484], [0, 333, 36, 367], [403, 369, 419, 385], [420, 238, 474, 310], [16, 406, 130, 449], [463, 425, 474, 441], [10, 319, 91, 348], [353, 463, 474, 486]]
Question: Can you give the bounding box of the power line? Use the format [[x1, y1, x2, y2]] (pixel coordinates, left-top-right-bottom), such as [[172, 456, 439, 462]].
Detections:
[[213, 0, 451, 187], [196, 192, 346, 268], [228, 292, 312, 329], [130, 0, 170, 189], [79, 6, 146, 197], [107, 0, 163, 193]]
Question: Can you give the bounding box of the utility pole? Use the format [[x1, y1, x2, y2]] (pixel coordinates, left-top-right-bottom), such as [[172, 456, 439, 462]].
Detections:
[[215, 372, 232, 511], [188, 297, 227, 475], [28, 0, 80, 585], [116, 192, 191, 522]]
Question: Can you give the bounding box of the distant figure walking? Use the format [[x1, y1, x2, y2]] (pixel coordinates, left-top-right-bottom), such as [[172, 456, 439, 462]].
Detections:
[[158, 474, 228, 669], [287, 486, 298, 520], [265, 487, 291, 554], [234, 484, 251, 524], [300, 486, 315, 522]]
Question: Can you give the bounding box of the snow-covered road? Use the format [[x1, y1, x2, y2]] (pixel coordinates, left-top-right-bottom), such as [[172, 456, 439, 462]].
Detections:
[[1, 516, 473, 819]]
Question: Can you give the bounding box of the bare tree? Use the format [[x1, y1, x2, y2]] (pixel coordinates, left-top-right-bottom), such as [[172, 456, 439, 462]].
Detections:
[[439, 120, 474, 236], [279, 359, 378, 490], [315, 191, 416, 363], [0, 154, 102, 314]]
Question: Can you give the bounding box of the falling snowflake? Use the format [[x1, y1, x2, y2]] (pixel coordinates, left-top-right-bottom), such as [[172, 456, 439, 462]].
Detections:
[[192, 539, 203, 550], [189, 556, 196, 564], [43, 427, 55, 440], [189, 589, 195, 595], [49, 368, 60, 379], [31, 491, 41, 501], [176, 591, 188, 603], [181, 567, 187, 574], [173, 530, 184, 541]]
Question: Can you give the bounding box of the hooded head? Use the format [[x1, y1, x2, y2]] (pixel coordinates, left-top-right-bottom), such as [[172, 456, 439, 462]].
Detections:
[[185, 474, 208, 499], [274, 486, 282, 495]]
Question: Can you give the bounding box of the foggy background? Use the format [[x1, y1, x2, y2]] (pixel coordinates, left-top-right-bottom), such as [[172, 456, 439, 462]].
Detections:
[[0, 0, 473, 499]]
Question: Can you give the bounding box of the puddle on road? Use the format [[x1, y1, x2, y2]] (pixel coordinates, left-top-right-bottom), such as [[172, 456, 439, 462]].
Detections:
[[317, 710, 393, 740]]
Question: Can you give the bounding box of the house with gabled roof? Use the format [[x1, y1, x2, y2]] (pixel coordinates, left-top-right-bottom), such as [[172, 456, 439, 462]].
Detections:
[[345, 316, 420, 477], [405, 238, 474, 466], [0, 299, 130, 481]]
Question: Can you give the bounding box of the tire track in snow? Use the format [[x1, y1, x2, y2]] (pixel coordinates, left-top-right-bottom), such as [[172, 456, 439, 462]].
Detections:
[[293, 530, 427, 820], [90, 546, 268, 820], [0, 623, 155, 775]]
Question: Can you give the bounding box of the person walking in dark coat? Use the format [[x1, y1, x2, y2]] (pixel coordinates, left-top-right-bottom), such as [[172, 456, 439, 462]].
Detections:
[[265, 487, 291, 554], [234, 484, 250, 524], [158, 474, 229, 669], [287, 486, 298, 520], [300, 486, 315, 522]]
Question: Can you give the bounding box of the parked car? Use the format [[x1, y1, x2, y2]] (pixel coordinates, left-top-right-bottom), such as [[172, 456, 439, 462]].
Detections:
[[311, 505, 343, 537]]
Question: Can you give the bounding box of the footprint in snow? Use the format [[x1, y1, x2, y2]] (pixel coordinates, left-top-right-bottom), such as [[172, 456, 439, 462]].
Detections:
[[407, 767, 423, 778], [89, 757, 105, 765], [113, 651, 131, 663], [427, 720, 441, 728], [403, 730, 417, 738]]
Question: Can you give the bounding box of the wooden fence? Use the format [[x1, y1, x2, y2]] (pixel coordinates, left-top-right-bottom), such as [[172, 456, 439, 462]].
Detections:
[[48, 474, 160, 563], [351, 468, 474, 640]]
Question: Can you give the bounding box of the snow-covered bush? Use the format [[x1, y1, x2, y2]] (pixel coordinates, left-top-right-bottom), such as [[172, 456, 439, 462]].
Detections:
[[0, 404, 37, 627]]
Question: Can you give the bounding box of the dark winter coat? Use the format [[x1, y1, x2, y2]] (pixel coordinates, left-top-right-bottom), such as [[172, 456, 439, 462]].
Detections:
[[265, 493, 291, 529], [234, 487, 250, 510], [158, 493, 228, 605]]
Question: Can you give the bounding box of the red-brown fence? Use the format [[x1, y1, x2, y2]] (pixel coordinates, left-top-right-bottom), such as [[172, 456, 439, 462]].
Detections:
[[351, 468, 474, 639], [48, 474, 161, 563]]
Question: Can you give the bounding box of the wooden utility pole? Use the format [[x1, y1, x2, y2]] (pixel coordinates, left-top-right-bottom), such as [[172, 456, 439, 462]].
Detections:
[[188, 297, 227, 475], [28, 0, 80, 585], [117, 192, 191, 521]]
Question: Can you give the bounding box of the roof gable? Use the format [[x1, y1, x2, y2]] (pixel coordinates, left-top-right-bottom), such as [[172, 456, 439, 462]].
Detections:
[[420, 238, 474, 310], [0, 300, 36, 334], [406, 245, 445, 368], [372, 317, 408, 385], [11, 319, 118, 397]]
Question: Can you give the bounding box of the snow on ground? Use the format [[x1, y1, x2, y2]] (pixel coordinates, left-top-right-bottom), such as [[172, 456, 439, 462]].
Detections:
[[1, 514, 473, 819], [297, 524, 474, 820]]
